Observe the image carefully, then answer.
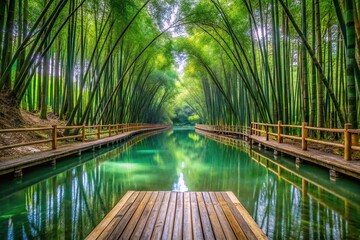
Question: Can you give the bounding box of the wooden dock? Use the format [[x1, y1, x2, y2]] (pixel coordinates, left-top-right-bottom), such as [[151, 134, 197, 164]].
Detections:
[[86, 191, 267, 240], [0, 126, 170, 177], [250, 135, 360, 180]]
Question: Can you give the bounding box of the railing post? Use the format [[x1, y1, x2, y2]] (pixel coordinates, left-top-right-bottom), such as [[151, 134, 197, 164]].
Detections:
[[302, 122, 308, 150], [116, 124, 119, 135], [109, 124, 111, 137], [265, 125, 269, 141], [278, 120, 283, 143], [52, 125, 57, 150], [97, 125, 101, 139], [82, 125, 85, 143], [344, 123, 352, 161]]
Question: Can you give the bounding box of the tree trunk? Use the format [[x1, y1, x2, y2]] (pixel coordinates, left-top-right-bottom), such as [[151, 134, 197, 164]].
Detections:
[[40, 40, 49, 120], [0, 0, 6, 55], [0, 0, 15, 91], [345, 0, 358, 135], [301, 0, 309, 122], [315, 0, 324, 129]]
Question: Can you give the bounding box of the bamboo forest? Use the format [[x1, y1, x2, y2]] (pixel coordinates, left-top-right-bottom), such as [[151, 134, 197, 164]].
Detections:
[[0, 0, 360, 239]]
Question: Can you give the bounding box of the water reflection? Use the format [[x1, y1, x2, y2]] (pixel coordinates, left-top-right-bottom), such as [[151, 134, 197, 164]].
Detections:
[[0, 128, 359, 239], [173, 173, 188, 192], [196, 128, 360, 239]]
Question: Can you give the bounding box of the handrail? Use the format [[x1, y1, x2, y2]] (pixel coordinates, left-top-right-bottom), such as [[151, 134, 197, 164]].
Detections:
[[0, 123, 170, 152], [195, 124, 250, 135], [250, 121, 359, 161], [196, 122, 359, 161]]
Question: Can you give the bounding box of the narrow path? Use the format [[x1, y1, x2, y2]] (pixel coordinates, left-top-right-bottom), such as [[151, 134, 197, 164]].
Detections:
[[0, 126, 170, 177], [250, 135, 360, 180]]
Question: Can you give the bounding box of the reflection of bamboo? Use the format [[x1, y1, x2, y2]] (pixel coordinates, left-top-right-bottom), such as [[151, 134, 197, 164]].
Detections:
[[302, 179, 308, 200], [52, 176, 58, 239], [274, 180, 283, 239], [76, 167, 84, 239], [12, 190, 33, 239], [65, 171, 73, 239], [300, 190, 310, 238], [198, 128, 356, 238]]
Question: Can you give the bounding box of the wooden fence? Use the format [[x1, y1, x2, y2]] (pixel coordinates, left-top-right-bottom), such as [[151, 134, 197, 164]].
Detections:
[[196, 122, 360, 161], [0, 123, 167, 152], [195, 124, 250, 135], [251, 121, 360, 161]]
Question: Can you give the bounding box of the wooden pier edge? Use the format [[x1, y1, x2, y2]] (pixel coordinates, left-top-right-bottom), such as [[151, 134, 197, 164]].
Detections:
[[225, 191, 267, 240], [0, 126, 171, 177], [86, 191, 268, 240], [86, 191, 135, 239]]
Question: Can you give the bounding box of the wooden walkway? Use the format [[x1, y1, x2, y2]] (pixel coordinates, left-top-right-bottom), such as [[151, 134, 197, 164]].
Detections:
[[250, 135, 360, 180], [86, 191, 267, 240], [0, 126, 170, 177], [195, 125, 360, 180]]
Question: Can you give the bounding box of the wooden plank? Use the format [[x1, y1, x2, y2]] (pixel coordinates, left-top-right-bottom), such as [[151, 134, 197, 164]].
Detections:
[[221, 192, 257, 240], [87, 191, 267, 240], [151, 191, 171, 240], [121, 192, 152, 239], [183, 192, 193, 240], [172, 192, 183, 240], [190, 192, 204, 240], [208, 192, 236, 239], [162, 192, 177, 240], [130, 192, 159, 239], [140, 191, 165, 239], [202, 192, 226, 239], [85, 191, 135, 240], [196, 192, 215, 240], [96, 191, 141, 239], [214, 192, 247, 239], [225, 192, 268, 240], [107, 191, 146, 238]]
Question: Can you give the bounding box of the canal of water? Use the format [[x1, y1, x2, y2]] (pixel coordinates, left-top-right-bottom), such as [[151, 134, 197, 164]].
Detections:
[[0, 128, 359, 239]]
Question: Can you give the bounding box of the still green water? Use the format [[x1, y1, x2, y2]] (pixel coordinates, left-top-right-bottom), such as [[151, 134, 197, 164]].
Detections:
[[0, 128, 359, 239]]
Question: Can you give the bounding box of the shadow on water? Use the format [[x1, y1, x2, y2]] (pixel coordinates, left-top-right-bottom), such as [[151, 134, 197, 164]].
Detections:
[[0, 128, 359, 239]]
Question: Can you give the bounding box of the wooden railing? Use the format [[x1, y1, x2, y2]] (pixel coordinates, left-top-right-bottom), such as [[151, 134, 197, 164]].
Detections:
[[0, 123, 169, 152], [251, 121, 360, 161], [195, 124, 250, 135]]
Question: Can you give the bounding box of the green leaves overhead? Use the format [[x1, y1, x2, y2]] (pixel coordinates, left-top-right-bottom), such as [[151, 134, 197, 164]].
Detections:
[[0, 0, 358, 128]]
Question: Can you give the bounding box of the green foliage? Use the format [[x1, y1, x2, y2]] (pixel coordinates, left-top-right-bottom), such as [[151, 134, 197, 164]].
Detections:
[[172, 105, 199, 125], [0, 0, 358, 129]]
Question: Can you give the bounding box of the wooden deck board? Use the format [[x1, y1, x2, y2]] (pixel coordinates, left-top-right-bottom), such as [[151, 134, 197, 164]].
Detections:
[[87, 191, 268, 240], [250, 135, 360, 179], [173, 192, 184, 240], [0, 126, 170, 176], [183, 192, 193, 240], [209, 192, 237, 239], [190, 192, 204, 240], [131, 191, 158, 239], [162, 192, 177, 239], [202, 192, 226, 239], [152, 191, 171, 240], [196, 192, 215, 240], [107, 191, 146, 238]]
